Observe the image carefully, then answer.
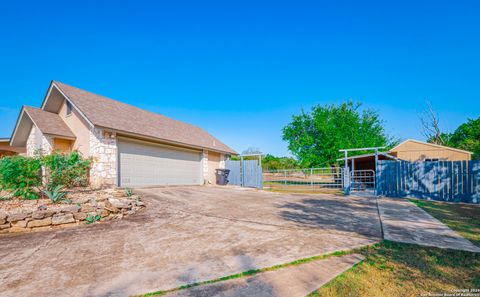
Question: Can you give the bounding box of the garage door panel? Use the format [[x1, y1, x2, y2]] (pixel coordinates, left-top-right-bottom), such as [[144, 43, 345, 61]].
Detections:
[[118, 139, 202, 187]]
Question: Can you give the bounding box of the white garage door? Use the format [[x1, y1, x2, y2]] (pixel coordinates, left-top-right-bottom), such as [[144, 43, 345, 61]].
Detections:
[[118, 138, 203, 187]]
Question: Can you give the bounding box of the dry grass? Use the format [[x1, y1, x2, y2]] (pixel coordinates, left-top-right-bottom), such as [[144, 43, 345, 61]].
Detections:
[[312, 241, 480, 297], [410, 199, 480, 247]]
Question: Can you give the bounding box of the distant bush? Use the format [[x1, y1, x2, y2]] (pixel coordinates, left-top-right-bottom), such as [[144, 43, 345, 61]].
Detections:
[[0, 156, 42, 199], [42, 151, 92, 189]]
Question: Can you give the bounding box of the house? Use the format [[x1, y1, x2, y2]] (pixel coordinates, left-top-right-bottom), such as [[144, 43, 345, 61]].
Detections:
[[9, 81, 237, 187], [0, 138, 25, 158], [340, 139, 472, 172]]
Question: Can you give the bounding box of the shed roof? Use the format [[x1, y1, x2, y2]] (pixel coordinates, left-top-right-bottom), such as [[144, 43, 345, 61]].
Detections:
[[389, 139, 472, 155]]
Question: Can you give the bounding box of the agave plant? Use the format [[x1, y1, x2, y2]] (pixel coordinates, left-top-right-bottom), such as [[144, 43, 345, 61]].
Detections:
[[124, 187, 134, 197], [41, 185, 67, 203]]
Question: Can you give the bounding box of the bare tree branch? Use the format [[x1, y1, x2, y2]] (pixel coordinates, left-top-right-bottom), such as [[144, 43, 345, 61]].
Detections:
[[419, 101, 445, 145]]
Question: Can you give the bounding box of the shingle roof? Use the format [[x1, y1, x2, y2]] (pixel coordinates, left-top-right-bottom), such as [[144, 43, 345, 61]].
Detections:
[[53, 81, 237, 154], [24, 106, 76, 139]]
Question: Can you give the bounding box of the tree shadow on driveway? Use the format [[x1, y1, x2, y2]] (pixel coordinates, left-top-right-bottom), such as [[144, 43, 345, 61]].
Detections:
[[278, 196, 382, 238]]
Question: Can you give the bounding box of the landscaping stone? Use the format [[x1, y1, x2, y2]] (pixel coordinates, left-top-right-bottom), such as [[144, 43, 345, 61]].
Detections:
[[31, 225, 52, 232], [12, 220, 28, 228], [58, 205, 80, 213], [52, 213, 75, 225], [27, 217, 52, 228], [0, 223, 10, 230], [80, 204, 95, 212], [135, 200, 145, 207], [7, 212, 29, 222], [0, 211, 7, 223], [108, 198, 131, 209], [9, 226, 30, 233], [0, 188, 145, 234], [113, 191, 124, 198], [32, 210, 55, 219], [73, 212, 87, 221]]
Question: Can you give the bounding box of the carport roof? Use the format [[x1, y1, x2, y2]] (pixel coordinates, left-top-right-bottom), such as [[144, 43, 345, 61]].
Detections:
[[336, 152, 399, 162], [45, 81, 237, 155]]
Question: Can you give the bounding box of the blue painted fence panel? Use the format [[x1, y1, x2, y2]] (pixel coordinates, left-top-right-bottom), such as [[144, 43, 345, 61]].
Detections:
[[225, 159, 263, 188], [376, 160, 480, 204], [225, 160, 242, 186]]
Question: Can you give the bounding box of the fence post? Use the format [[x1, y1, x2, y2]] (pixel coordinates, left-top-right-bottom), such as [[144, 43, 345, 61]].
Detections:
[[310, 168, 313, 189], [344, 151, 350, 195]]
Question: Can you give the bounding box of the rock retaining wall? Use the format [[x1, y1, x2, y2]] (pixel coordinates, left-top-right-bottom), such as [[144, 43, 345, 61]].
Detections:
[[0, 195, 144, 234]]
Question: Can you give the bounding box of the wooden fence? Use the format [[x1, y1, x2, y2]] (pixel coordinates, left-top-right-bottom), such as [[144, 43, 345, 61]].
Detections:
[[376, 160, 480, 204]]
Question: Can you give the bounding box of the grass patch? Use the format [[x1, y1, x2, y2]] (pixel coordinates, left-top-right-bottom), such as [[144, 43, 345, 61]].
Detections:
[[410, 199, 480, 247], [311, 240, 480, 297], [140, 249, 356, 296]]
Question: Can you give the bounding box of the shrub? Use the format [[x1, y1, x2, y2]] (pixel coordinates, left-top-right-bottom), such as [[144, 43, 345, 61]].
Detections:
[[42, 151, 92, 189], [0, 156, 42, 199]]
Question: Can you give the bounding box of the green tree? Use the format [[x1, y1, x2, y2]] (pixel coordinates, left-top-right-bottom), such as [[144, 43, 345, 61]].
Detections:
[[282, 101, 395, 167], [445, 117, 480, 160], [262, 154, 299, 170]]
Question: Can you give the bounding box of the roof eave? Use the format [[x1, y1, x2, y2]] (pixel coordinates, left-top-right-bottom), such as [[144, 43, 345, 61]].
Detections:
[[99, 126, 237, 155], [390, 139, 473, 155], [41, 81, 95, 128], [9, 107, 29, 147]]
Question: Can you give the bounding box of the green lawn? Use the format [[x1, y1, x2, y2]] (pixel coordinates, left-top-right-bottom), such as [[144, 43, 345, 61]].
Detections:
[[410, 199, 480, 247], [312, 241, 480, 297]]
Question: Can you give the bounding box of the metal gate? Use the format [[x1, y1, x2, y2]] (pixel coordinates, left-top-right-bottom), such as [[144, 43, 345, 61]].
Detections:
[[263, 167, 344, 192], [225, 159, 263, 188], [351, 170, 375, 191]]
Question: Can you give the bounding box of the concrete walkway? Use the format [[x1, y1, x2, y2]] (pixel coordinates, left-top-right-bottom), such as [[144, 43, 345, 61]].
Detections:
[[166, 254, 364, 297], [377, 198, 480, 253]]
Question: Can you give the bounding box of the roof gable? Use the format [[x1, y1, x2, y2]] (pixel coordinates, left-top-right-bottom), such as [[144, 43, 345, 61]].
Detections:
[[389, 139, 472, 155], [10, 106, 75, 147], [24, 106, 75, 138], [52, 81, 236, 154]]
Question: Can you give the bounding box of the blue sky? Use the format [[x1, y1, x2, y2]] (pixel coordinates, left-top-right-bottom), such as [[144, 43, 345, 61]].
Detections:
[[0, 0, 479, 156]]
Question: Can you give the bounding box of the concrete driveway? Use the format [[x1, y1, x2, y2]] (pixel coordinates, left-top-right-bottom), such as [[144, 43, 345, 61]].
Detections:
[[0, 186, 381, 297]]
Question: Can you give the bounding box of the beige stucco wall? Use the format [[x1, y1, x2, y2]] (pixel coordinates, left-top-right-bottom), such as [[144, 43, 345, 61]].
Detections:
[[206, 151, 221, 184], [390, 141, 472, 161], [204, 151, 226, 185], [58, 100, 90, 156]]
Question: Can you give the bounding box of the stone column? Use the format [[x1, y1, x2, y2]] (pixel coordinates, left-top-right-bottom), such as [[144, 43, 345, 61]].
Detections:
[[89, 128, 117, 188]]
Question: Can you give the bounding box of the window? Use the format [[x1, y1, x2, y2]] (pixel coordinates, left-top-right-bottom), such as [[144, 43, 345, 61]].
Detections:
[[66, 101, 72, 116], [425, 158, 439, 162]]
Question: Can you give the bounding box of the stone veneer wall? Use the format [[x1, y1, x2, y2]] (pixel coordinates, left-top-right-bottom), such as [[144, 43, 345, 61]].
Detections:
[[26, 126, 53, 157], [89, 128, 117, 187]]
